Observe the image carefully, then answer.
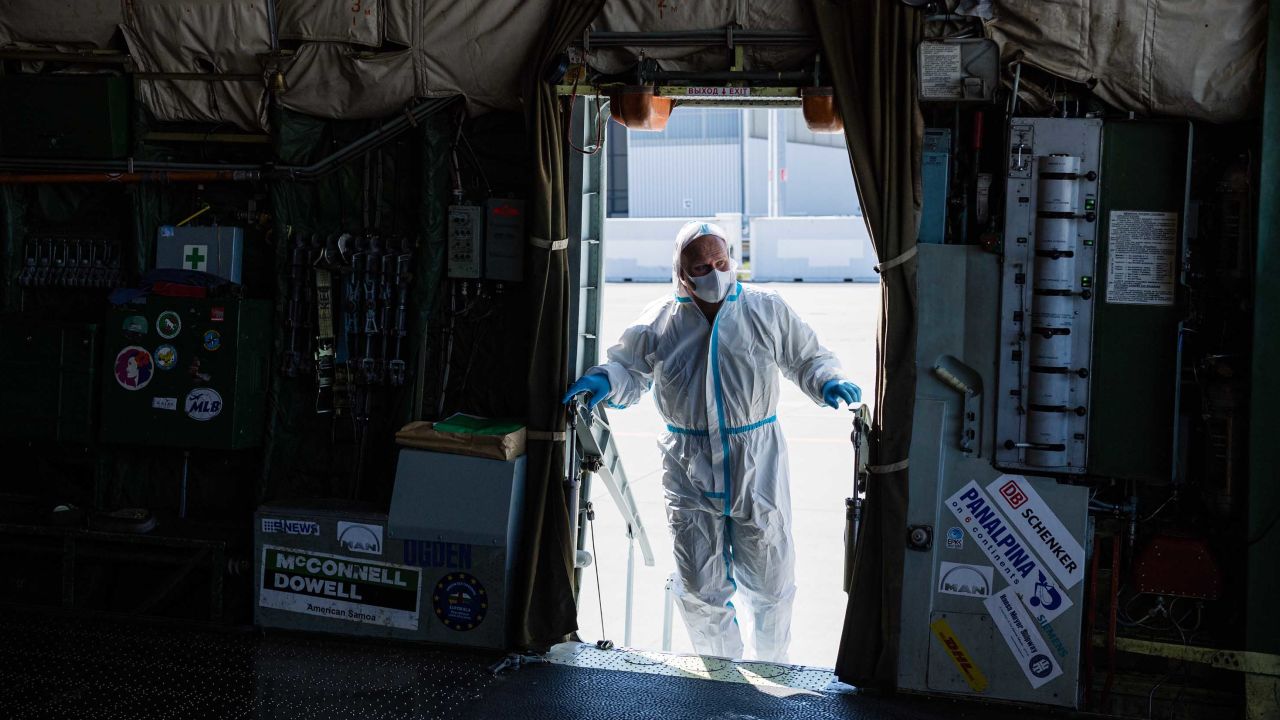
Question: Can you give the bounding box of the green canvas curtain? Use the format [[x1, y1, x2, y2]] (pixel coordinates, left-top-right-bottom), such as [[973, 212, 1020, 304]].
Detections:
[[514, 0, 607, 648], [813, 0, 924, 688]]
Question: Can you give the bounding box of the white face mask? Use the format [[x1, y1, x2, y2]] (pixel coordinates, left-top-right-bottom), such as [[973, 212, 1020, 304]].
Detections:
[[687, 266, 735, 303]]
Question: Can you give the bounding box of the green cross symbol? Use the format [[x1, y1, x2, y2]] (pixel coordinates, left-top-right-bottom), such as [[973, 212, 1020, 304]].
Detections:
[[185, 246, 206, 269]]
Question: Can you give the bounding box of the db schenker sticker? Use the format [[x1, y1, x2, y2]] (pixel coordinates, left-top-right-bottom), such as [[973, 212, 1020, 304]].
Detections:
[[185, 388, 223, 421], [433, 573, 487, 631]]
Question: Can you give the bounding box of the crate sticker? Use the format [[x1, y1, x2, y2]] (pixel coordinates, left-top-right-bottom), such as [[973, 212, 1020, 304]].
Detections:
[[182, 244, 209, 272], [337, 521, 384, 556], [113, 346, 154, 391], [259, 546, 421, 631], [946, 481, 1073, 622], [929, 617, 988, 693], [985, 475, 1084, 588], [985, 588, 1063, 689], [945, 526, 964, 550], [156, 311, 182, 339], [433, 573, 488, 631], [202, 329, 221, 351], [155, 344, 177, 371], [261, 518, 320, 536], [184, 388, 223, 421], [151, 397, 178, 411], [937, 561, 994, 599]]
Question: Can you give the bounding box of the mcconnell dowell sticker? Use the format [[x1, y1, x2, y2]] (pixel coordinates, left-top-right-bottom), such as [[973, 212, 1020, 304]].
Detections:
[[114, 346, 154, 391], [434, 573, 488, 631]]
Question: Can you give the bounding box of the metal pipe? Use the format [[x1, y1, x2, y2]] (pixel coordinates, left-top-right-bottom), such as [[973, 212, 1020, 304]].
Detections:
[[0, 96, 459, 182], [647, 70, 810, 83], [0, 170, 260, 184], [0, 49, 129, 64], [584, 30, 813, 48], [662, 575, 675, 652], [624, 527, 635, 647]]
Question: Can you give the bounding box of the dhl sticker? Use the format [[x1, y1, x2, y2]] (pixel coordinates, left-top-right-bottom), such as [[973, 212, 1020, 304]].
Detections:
[[930, 617, 989, 693]]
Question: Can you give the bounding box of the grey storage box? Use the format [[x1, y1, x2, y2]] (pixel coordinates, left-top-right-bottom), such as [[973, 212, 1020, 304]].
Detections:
[[155, 225, 244, 283], [253, 451, 526, 651]]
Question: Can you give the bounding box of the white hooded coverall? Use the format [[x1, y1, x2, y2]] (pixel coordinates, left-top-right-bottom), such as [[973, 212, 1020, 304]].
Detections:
[[586, 226, 846, 662]]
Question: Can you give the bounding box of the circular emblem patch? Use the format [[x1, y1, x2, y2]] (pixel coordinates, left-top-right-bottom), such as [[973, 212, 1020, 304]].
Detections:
[[203, 329, 221, 351], [156, 311, 182, 340], [155, 344, 178, 371], [184, 387, 223, 421], [113, 346, 154, 391], [433, 573, 488, 631]]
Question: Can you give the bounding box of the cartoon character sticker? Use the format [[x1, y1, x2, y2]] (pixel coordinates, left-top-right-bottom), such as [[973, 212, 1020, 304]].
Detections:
[[203, 329, 221, 351], [156, 311, 182, 340], [155, 344, 178, 371], [113, 346, 154, 391]]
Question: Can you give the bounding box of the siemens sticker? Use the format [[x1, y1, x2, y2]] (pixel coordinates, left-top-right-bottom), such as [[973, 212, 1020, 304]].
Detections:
[[986, 475, 1085, 588], [402, 539, 473, 570], [945, 480, 1073, 623], [258, 546, 421, 630]]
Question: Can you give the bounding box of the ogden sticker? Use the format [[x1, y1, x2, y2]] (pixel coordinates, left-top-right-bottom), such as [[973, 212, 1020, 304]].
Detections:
[[946, 481, 1073, 622], [937, 561, 994, 599], [337, 521, 384, 556], [985, 588, 1063, 688], [986, 475, 1085, 588], [929, 617, 988, 692], [259, 546, 421, 630]]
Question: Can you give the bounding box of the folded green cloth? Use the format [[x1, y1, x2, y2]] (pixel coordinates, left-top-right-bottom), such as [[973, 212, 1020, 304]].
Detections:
[[432, 412, 525, 436]]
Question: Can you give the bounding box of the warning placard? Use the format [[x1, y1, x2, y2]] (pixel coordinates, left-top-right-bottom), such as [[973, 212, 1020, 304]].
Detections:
[[920, 42, 963, 100], [1105, 210, 1178, 306]]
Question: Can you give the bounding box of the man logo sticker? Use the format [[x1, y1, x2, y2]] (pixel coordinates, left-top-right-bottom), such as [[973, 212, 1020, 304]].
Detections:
[[337, 522, 384, 556], [937, 561, 994, 599]]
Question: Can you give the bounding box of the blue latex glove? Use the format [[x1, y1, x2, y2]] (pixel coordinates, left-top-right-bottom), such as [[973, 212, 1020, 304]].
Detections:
[[563, 373, 612, 409], [822, 379, 862, 409]]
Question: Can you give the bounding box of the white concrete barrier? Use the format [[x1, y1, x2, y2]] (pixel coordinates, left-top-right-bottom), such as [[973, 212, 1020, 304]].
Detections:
[[604, 213, 742, 282], [748, 216, 878, 282]]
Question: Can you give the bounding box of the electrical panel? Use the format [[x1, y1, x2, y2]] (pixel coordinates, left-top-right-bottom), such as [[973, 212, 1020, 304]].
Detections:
[[483, 198, 525, 282], [99, 297, 270, 449], [995, 119, 1102, 475], [155, 225, 245, 284], [447, 205, 484, 279]]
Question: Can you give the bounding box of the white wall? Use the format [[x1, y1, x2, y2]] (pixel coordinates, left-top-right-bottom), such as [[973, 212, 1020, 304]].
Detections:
[[749, 216, 878, 282], [604, 213, 743, 282]]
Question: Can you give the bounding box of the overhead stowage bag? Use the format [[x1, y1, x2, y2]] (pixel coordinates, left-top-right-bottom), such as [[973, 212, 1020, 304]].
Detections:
[[987, 0, 1267, 122]]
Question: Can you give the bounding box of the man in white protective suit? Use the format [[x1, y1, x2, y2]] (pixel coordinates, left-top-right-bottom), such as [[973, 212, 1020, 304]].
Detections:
[[562, 220, 861, 663]]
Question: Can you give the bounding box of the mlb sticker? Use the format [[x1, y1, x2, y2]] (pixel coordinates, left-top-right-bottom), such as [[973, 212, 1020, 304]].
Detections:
[[113, 346, 154, 391], [185, 387, 223, 421], [182, 244, 208, 272], [337, 522, 384, 556], [156, 311, 182, 340], [203, 329, 221, 351], [434, 573, 488, 631], [123, 315, 148, 335], [155, 344, 178, 371], [937, 561, 994, 599], [151, 397, 178, 411], [210, 306, 225, 322], [946, 526, 964, 549]]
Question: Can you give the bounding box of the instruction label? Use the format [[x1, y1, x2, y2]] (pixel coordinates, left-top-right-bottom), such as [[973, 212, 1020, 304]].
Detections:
[[1105, 210, 1178, 306], [945, 481, 1073, 622], [985, 588, 1063, 688], [985, 475, 1084, 589], [919, 41, 963, 100], [259, 546, 421, 630]]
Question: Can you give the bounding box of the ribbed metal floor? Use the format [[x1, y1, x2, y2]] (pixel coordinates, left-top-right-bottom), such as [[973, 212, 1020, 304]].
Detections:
[[0, 612, 1054, 720]]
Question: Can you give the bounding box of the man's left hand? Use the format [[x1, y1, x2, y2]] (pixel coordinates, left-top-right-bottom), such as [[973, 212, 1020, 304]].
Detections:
[[822, 379, 862, 409]]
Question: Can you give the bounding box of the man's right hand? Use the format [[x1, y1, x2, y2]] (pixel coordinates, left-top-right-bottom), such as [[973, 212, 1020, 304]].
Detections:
[[563, 373, 612, 409]]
